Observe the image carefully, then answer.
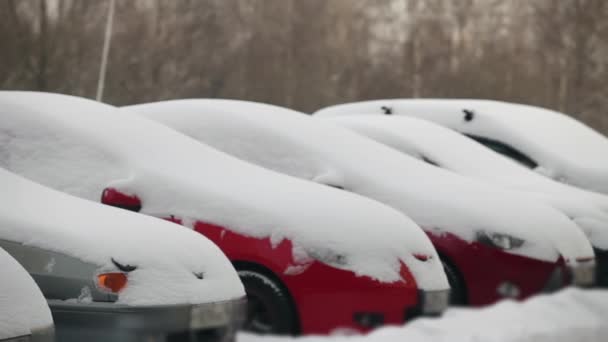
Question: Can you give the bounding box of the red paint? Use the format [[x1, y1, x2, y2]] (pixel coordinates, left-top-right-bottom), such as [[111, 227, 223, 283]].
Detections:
[[101, 188, 142, 211], [101, 188, 421, 334], [194, 220, 419, 334], [426, 230, 567, 306], [413, 253, 431, 262]]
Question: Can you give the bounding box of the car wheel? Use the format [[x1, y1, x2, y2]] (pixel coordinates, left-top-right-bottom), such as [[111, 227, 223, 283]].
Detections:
[[441, 257, 467, 305], [238, 269, 297, 335]]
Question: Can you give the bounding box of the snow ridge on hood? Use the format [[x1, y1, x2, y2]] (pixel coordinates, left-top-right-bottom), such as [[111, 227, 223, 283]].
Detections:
[[129, 99, 593, 265], [0, 91, 446, 290], [0, 168, 245, 306], [326, 115, 608, 249]]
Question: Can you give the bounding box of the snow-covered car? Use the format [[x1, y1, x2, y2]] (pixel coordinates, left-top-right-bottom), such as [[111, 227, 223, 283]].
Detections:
[[0, 92, 450, 335], [128, 99, 596, 307], [0, 246, 54, 342], [314, 99, 608, 195], [325, 115, 608, 286], [0, 168, 246, 341]]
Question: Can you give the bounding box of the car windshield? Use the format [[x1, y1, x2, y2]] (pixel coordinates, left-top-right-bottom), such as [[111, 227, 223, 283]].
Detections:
[[466, 134, 538, 169]]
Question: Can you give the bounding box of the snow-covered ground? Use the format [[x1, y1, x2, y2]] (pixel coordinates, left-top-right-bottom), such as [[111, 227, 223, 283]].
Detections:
[[240, 288, 608, 342]]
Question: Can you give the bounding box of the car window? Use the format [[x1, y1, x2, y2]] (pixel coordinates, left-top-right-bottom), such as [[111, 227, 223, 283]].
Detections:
[[465, 134, 538, 169]]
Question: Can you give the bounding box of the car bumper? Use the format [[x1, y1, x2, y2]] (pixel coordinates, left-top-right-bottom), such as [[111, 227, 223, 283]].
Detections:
[[280, 261, 447, 334], [427, 231, 578, 306], [48, 297, 246, 342], [568, 259, 596, 287], [405, 289, 451, 320]]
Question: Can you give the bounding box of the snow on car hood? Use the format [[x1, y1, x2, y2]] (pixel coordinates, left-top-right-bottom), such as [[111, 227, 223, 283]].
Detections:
[[0, 92, 446, 290], [326, 115, 608, 249], [0, 168, 244, 306], [126, 99, 594, 265], [0, 247, 53, 339], [315, 99, 608, 195]]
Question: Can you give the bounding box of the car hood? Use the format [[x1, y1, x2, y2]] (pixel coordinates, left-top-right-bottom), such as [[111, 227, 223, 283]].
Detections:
[[0, 91, 447, 290], [127, 99, 594, 265], [0, 168, 245, 306]]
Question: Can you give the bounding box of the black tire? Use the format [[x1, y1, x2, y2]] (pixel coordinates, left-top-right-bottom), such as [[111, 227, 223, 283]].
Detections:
[[238, 270, 297, 335], [441, 257, 467, 305]]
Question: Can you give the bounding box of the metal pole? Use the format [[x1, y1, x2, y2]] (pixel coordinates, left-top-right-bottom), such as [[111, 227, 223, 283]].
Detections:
[[96, 0, 115, 102]]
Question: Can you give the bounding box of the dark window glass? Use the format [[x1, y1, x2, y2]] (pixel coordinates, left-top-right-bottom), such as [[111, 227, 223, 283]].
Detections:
[[465, 134, 538, 169]]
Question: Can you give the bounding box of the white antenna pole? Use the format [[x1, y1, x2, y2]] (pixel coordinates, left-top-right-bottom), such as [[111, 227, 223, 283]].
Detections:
[[96, 0, 115, 102]]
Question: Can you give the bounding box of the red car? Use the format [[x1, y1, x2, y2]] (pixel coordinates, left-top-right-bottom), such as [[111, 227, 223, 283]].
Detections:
[[0, 91, 450, 335]]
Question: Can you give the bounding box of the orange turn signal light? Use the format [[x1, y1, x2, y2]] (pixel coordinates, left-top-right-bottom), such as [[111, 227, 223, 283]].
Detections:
[[97, 272, 128, 293]]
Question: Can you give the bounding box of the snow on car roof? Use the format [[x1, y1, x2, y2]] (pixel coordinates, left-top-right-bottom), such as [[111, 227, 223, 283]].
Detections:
[[0, 247, 53, 339], [127, 99, 593, 265], [0, 168, 244, 306], [314, 99, 608, 194], [0, 92, 444, 289], [327, 115, 608, 249], [238, 288, 608, 342]]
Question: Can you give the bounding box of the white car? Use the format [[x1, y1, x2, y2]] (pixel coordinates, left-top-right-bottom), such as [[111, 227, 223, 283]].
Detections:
[[314, 99, 608, 195], [325, 115, 608, 286], [127, 99, 595, 307], [0, 91, 449, 335], [0, 168, 245, 341], [0, 246, 54, 342]]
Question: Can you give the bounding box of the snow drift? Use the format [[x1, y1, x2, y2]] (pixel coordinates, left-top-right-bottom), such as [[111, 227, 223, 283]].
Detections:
[[239, 288, 608, 342]]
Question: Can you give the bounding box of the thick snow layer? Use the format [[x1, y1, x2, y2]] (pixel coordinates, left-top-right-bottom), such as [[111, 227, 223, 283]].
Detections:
[[127, 99, 594, 266], [327, 116, 608, 249], [0, 168, 244, 306], [0, 92, 445, 290], [0, 247, 53, 339], [238, 288, 608, 342], [314, 99, 608, 195]]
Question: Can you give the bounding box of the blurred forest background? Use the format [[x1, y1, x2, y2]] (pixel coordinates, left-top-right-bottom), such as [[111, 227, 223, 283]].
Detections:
[[1, 0, 607, 133]]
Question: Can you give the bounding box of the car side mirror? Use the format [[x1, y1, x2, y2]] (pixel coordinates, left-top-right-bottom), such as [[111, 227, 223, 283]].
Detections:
[[101, 188, 142, 212]]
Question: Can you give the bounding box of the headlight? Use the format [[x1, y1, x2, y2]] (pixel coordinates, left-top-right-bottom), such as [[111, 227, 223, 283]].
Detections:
[[308, 249, 347, 268], [476, 231, 525, 250]]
